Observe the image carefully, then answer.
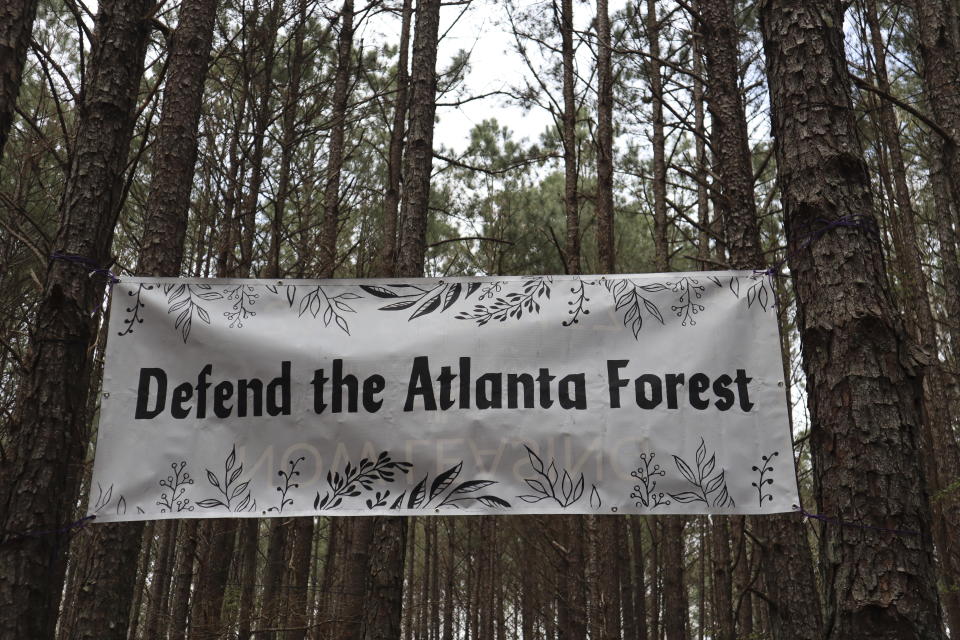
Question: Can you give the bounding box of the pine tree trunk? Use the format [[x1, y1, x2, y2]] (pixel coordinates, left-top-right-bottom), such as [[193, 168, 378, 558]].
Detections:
[[237, 0, 280, 276], [144, 521, 179, 638], [0, 0, 152, 635], [558, 0, 579, 274], [169, 520, 200, 640], [318, 0, 355, 278], [189, 521, 239, 639], [379, 0, 413, 277], [237, 519, 260, 640], [647, 0, 668, 272], [285, 517, 315, 640], [0, 0, 37, 161], [662, 516, 687, 640], [759, 1, 946, 637], [595, 0, 614, 273]]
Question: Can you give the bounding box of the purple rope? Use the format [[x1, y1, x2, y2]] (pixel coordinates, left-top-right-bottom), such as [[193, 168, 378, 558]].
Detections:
[[50, 252, 120, 315], [1, 515, 97, 548], [756, 214, 879, 279], [793, 504, 919, 536], [50, 252, 120, 284]]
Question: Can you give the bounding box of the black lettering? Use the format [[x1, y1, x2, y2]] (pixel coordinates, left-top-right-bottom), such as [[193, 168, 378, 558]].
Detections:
[[214, 381, 233, 418], [332, 359, 357, 413], [438, 366, 456, 410], [634, 374, 662, 409], [507, 373, 534, 408], [537, 368, 556, 408], [665, 373, 685, 409], [476, 373, 502, 409], [311, 369, 329, 414], [363, 375, 385, 412], [171, 382, 193, 419], [238, 379, 262, 417], [195, 364, 212, 418], [688, 373, 710, 410], [135, 368, 167, 419], [559, 373, 586, 409], [735, 369, 754, 411], [266, 361, 291, 416], [459, 357, 471, 408], [405, 356, 436, 411], [607, 360, 629, 408], [713, 374, 734, 410]]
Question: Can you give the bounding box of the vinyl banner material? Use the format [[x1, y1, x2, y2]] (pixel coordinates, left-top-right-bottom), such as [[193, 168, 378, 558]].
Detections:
[[88, 273, 798, 521]]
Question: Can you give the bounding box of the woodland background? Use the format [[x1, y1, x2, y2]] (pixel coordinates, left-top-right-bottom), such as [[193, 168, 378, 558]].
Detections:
[[0, 0, 959, 639]]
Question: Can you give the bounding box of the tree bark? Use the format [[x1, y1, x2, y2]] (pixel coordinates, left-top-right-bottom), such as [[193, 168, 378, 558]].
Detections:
[[0, 0, 152, 636], [318, 0, 355, 278], [647, 0, 669, 272], [759, 1, 946, 637], [558, 0, 580, 274], [379, 0, 413, 277], [595, 0, 614, 273], [0, 0, 37, 162]]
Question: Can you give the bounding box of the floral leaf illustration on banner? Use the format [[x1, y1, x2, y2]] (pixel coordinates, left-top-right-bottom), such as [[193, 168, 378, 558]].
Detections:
[[630, 452, 670, 509], [727, 275, 773, 312], [562, 278, 597, 326], [364, 281, 480, 320], [197, 445, 255, 512], [286, 285, 360, 335], [264, 456, 305, 514], [604, 279, 666, 339], [92, 482, 127, 515], [117, 283, 153, 336], [223, 284, 259, 328], [671, 277, 705, 326], [387, 461, 511, 510], [669, 438, 735, 508], [518, 446, 586, 507], [164, 283, 222, 342], [745, 275, 772, 312], [157, 461, 194, 513], [751, 451, 779, 506], [360, 280, 480, 322], [314, 451, 412, 510], [93, 482, 113, 513], [455, 277, 551, 325]]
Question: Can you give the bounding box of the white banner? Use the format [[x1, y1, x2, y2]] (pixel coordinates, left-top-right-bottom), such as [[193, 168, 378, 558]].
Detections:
[[88, 273, 798, 521]]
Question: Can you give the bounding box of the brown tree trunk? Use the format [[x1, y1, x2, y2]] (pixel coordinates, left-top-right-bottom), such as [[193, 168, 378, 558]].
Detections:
[[662, 516, 688, 640], [285, 517, 315, 640], [360, 516, 407, 640], [189, 521, 239, 640], [647, 0, 668, 272], [169, 520, 199, 640], [0, 0, 37, 161], [759, 1, 946, 638], [0, 0, 152, 636], [893, 3, 960, 629], [237, 519, 260, 640], [595, 0, 614, 273], [558, 0, 579, 274], [379, 0, 413, 277], [630, 517, 648, 640], [262, 519, 292, 637], [318, 0, 355, 278], [144, 521, 179, 638], [396, 0, 441, 274]]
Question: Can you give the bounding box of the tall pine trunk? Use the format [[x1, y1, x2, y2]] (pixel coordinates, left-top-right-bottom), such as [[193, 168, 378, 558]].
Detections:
[[759, 1, 946, 637], [318, 0, 355, 278], [0, 0, 153, 635], [0, 0, 38, 161]]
